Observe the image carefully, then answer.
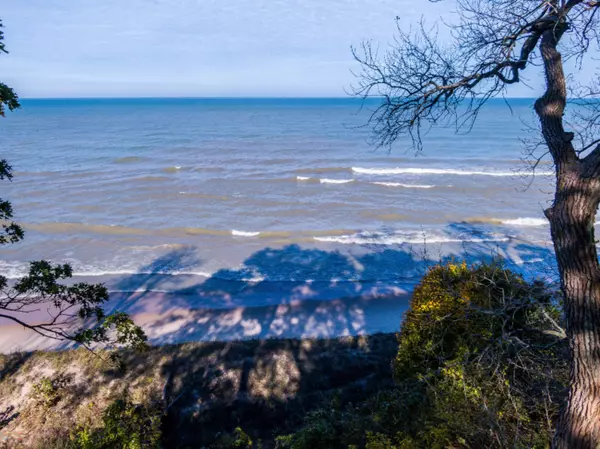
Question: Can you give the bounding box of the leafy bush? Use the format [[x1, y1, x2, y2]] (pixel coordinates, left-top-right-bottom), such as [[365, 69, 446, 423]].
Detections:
[[213, 427, 254, 448], [30, 374, 72, 408], [393, 261, 567, 448], [395, 261, 559, 378], [70, 396, 163, 449], [281, 261, 568, 449]]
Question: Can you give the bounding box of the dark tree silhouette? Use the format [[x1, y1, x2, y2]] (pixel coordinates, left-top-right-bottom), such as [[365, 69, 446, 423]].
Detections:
[[353, 1, 600, 448], [0, 19, 147, 354]]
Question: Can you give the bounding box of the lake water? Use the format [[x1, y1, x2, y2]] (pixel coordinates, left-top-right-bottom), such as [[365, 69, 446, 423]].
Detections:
[[0, 98, 560, 343]]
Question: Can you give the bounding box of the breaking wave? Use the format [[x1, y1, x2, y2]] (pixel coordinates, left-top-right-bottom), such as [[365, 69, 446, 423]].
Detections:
[[314, 230, 510, 245], [372, 182, 435, 189], [502, 218, 548, 227], [352, 167, 553, 177], [231, 230, 261, 237], [465, 217, 548, 227], [319, 178, 354, 184]]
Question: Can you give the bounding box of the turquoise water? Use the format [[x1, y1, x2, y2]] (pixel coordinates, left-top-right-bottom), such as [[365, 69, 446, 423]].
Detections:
[[0, 98, 556, 294]]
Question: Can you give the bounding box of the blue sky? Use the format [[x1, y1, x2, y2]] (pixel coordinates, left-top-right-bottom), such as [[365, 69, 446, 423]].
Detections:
[[1, 0, 597, 98]]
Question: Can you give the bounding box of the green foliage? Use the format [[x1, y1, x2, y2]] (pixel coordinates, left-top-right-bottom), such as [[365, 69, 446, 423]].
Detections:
[[390, 261, 567, 449], [0, 159, 24, 245], [395, 261, 559, 381], [275, 406, 364, 449], [1, 259, 149, 350], [70, 396, 163, 449], [214, 427, 254, 448], [75, 312, 149, 351], [280, 262, 567, 449], [30, 375, 69, 408], [0, 82, 19, 116], [0, 20, 20, 116]]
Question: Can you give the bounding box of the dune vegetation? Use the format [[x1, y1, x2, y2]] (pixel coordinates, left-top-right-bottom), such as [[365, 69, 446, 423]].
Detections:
[[0, 261, 567, 448]]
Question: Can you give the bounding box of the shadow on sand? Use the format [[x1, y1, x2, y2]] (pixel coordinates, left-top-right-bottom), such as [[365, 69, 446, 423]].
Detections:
[[104, 222, 557, 346]]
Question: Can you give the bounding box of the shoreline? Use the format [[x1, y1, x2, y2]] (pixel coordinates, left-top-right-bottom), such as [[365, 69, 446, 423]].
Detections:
[[0, 291, 410, 353]]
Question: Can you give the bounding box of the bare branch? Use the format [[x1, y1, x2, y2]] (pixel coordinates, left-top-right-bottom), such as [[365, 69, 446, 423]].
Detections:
[[352, 0, 599, 162]]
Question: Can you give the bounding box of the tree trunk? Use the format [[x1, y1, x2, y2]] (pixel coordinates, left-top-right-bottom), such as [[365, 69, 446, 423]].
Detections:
[[549, 167, 600, 449], [534, 25, 600, 449]]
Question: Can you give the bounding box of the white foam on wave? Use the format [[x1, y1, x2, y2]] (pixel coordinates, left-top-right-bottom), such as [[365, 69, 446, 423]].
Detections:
[[502, 218, 548, 227], [232, 230, 261, 237], [353, 167, 553, 177], [0, 261, 29, 280], [0, 260, 215, 280], [320, 178, 355, 184], [77, 269, 215, 277], [372, 182, 435, 189], [296, 176, 311, 181], [314, 230, 510, 245]]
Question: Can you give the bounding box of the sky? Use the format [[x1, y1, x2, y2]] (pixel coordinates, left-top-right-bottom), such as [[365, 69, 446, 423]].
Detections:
[[1, 0, 597, 98]]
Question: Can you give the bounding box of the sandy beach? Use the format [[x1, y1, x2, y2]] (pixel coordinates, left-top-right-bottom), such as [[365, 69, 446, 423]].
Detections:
[[0, 280, 410, 353]]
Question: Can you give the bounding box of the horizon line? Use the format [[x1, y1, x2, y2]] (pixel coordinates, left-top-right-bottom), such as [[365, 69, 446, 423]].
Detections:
[[19, 96, 541, 100]]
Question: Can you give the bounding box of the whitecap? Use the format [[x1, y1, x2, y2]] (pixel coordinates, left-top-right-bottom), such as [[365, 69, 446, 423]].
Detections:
[[296, 176, 311, 181], [352, 167, 553, 177], [372, 182, 435, 189], [83, 269, 215, 277], [502, 218, 548, 227], [232, 230, 260, 237], [314, 230, 509, 245], [0, 260, 215, 280], [319, 178, 354, 184]]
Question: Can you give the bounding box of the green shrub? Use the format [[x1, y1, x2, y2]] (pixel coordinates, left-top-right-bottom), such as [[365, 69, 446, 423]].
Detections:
[[395, 261, 558, 379], [30, 374, 71, 408], [392, 261, 567, 448], [275, 406, 364, 449], [281, 262, 568, 449], [70, 395, 163, 449], [213, 427, 254, 448]]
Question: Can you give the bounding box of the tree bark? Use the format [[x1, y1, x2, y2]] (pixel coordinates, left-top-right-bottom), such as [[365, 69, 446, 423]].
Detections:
[[548, 170, 600, 449], [534, 25, 600, 449]]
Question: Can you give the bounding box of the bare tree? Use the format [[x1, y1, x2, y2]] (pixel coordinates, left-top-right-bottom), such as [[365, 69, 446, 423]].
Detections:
[[353, 1, 600, 448]]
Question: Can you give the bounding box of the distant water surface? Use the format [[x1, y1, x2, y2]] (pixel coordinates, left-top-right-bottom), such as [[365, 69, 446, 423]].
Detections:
[[0, 98, 558, 305]]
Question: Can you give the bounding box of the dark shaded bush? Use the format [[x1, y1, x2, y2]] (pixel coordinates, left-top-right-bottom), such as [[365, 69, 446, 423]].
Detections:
[[213, 427, 254, 448], [281, 261, 568, 449]]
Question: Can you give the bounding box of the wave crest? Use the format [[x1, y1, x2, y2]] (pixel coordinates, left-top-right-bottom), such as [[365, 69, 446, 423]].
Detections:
[[465, 217, 548, 227], [314, 230, 510, 245], [319, 178, 354, 184], [353, 167, 552, 177], [372, 182, 435, 189], [502, 218, 548, 227], [232, 230, 260, 237]]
